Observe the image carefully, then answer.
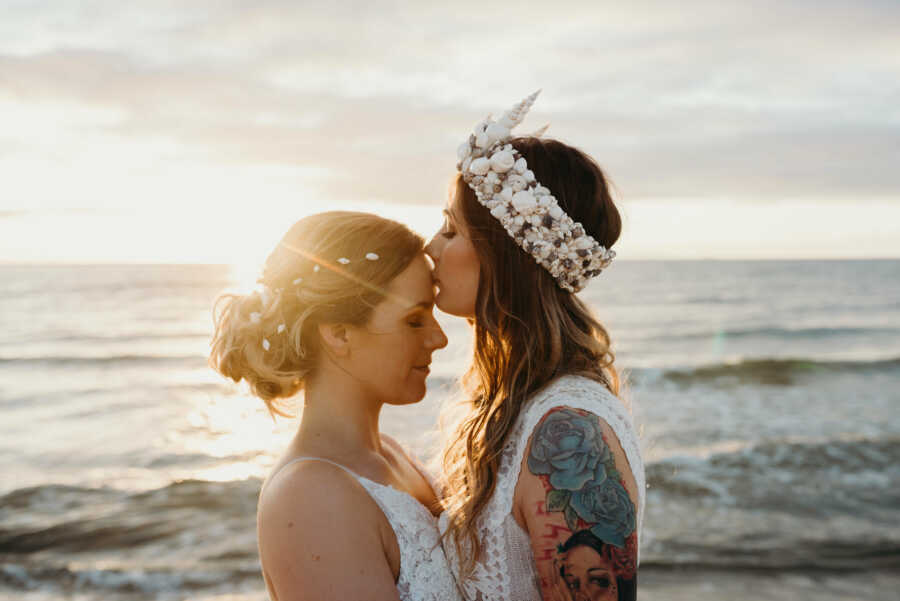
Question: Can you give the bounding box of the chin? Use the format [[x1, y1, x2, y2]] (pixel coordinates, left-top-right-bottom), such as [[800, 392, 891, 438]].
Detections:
[[386, 384, 427, 406]]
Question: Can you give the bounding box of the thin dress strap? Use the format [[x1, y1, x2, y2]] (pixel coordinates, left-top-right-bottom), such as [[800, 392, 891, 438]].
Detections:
[[265, 456, 361, 492]]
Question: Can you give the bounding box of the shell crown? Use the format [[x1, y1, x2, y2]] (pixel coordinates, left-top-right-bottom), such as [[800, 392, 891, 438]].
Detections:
[[456, 90, 615, 293]]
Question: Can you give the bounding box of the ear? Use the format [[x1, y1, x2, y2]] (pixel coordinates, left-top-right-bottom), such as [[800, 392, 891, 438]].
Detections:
[[317, 322, 351, 358]]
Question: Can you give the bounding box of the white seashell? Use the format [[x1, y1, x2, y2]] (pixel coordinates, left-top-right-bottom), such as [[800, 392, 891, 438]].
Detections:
[[457, 141, 471, 161], [490, 204, 508, 218], [498, 115, 516, 129], [507, 174, 527, 192], [337, 257, 350, 265], [365, 252, 379, 261], [549, 205, 564, 219], [500, 186, 514, 202], [485, 122, 510, 144], [523, 170, 535, 183], [292, 277, 303, 285], [489, 150, 515, 173], [511, 190, 537, 213], [469, 157, 491, 175], [576, 237, 593, 249], [462, 156, 472, 172], [535, 185, 551, 196], [514, 157, 528, 174], [277, 324, 286, 333], [475, 132, 489, 149], [485, 171, 499, 184], [262, 338, 270, 351]]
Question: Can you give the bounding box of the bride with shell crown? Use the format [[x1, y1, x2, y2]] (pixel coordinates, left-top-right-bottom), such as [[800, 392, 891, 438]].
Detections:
[[209, 212, 464, 601], [427, 91, 645, 601]]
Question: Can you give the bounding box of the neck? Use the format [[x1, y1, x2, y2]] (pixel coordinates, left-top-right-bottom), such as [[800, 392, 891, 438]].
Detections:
[[295, 366, 383, 459]]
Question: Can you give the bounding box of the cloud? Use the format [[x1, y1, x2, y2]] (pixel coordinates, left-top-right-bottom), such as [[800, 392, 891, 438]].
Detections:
[[1, 0, 899, 211]]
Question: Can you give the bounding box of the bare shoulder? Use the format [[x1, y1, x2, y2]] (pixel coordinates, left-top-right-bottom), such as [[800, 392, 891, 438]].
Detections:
[[514, 405, 639, 600], [258, 460, 401, 601]]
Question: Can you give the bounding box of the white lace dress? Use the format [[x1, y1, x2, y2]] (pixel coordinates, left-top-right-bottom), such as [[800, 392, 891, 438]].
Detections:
[[270, 457, 463, 601], [438, 375, 645, 601]]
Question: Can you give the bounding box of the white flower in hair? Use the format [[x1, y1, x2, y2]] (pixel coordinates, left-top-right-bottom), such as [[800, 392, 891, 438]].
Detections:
[[337, 257, 350, 265], [365, 252, 380, 261]]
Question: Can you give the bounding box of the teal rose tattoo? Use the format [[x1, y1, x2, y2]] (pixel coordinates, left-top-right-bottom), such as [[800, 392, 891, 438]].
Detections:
[[570, 478, 636, 547], [527, 409, 611, 491], [529, 408, 636, 548]]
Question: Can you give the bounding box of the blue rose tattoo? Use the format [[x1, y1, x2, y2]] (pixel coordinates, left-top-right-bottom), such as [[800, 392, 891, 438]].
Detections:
[[527, 409, 611, 491], [528, 407, 636, 548], [571, 477, 636, 547]]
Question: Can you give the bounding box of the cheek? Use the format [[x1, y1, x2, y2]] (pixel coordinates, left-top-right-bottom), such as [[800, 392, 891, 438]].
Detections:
[[441, 240, 479, 297]]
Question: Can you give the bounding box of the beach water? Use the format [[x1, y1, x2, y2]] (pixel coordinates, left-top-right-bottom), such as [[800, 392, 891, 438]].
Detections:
[[1, 260, 898, 600]]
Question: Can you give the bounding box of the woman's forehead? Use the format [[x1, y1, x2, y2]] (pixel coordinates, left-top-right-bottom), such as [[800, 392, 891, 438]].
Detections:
[[382, 255, 434, 310]]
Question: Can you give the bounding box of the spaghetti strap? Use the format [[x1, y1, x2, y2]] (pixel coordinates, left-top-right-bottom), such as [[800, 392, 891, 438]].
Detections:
[[265, 456, 360, 490]]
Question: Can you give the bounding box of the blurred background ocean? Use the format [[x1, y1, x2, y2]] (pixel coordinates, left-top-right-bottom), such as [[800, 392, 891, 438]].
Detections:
[[1, 259, 898, 601]]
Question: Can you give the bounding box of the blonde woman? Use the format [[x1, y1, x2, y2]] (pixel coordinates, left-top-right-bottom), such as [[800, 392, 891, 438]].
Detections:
[[427, 94, 645, 601], [209, 212, 463, 601]]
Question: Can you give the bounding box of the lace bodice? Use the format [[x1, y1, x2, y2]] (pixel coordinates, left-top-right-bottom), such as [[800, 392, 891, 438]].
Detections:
[[438, 375, 645, 601], [270, 457, 463, 601]]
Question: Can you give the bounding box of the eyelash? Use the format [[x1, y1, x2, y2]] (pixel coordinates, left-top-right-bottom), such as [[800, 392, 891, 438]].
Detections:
[[441, 220, 456, 239]]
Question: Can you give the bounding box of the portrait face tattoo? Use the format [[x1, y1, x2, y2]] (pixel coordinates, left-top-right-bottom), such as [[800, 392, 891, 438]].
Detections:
[[559, 544, 618, 601]]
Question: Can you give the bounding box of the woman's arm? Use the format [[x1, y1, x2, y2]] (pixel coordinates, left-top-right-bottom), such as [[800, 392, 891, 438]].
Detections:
[[257, 460, 402, 601], [513, 406, 639, 601]]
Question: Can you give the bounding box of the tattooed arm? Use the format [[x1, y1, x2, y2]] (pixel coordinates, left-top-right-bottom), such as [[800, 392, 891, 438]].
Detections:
[[513, 407, 639, 601]]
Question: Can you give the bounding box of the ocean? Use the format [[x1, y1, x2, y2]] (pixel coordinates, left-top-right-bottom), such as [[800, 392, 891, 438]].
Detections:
[[1, 260, 898, 600]]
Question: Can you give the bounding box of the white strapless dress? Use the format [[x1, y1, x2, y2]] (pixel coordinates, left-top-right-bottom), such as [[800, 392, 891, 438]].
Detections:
[[438, 375, 646, 601]]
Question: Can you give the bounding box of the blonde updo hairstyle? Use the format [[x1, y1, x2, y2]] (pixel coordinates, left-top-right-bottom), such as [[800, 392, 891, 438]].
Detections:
[[209, 211, 424, 417]]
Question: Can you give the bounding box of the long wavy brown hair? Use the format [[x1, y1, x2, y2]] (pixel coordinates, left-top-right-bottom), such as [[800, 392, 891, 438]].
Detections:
[[440, 137, 623, 576]]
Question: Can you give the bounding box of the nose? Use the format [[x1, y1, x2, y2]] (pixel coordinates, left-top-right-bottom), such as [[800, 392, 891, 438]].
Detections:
[[424, 233, 441, 263], [426, 318, 448, 351]]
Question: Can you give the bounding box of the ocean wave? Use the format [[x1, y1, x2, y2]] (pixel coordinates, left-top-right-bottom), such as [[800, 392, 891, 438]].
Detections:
[[0, 354, 208, 368], [640, 538, 900, 571], [646, 436, 900, 517], [654, 356, 900, 386], [0, 479, 260, 555], [639, 436, 900, 569], [0, 560, 260, 595]]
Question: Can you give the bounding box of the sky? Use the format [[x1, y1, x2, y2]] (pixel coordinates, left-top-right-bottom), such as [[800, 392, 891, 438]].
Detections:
[[1, 0, 898, 264]]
